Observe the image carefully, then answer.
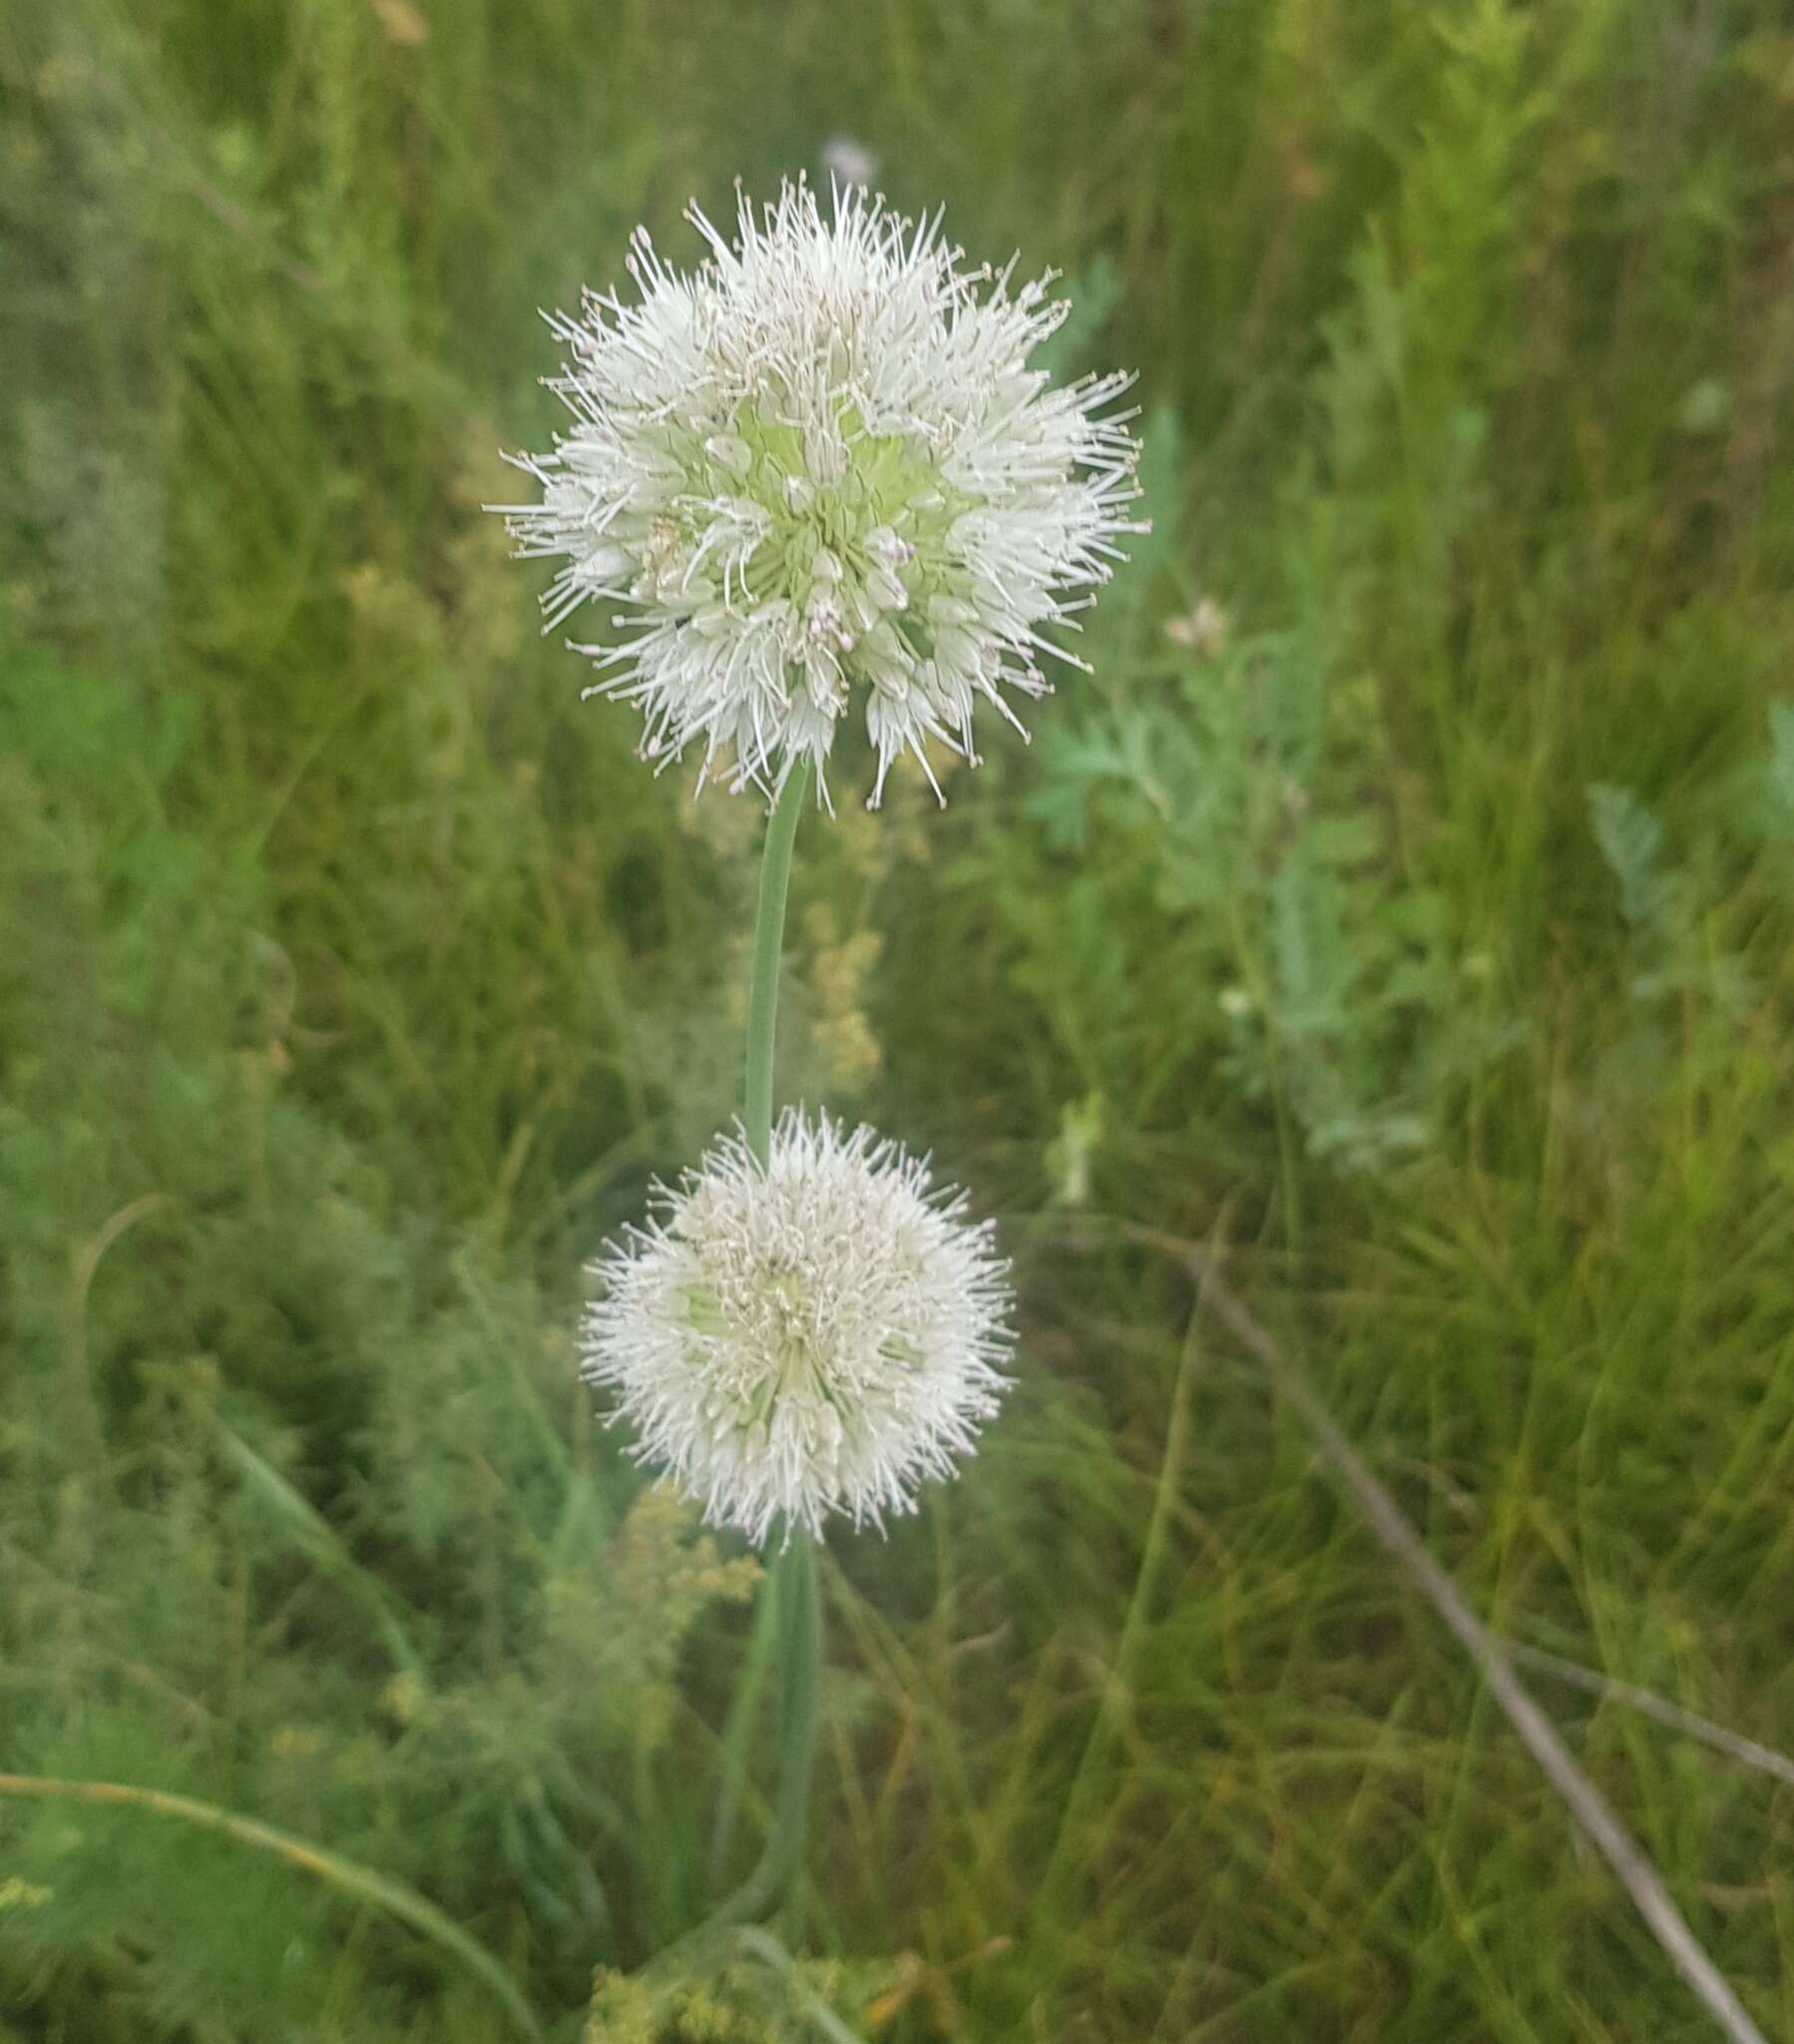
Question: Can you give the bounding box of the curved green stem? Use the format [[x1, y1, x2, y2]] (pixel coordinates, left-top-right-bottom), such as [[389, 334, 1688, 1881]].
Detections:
[[743, 760, 811, 1168], [0, 1773, 541, 2039]]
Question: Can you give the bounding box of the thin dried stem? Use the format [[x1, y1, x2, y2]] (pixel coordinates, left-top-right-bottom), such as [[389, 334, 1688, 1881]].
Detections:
[[1502, 1642, 1794, 1789]]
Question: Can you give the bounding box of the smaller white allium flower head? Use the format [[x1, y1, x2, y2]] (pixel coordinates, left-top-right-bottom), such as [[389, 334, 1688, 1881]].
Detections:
[[498, 177, 1145, 807], [582, 1108, 1014, 1544]]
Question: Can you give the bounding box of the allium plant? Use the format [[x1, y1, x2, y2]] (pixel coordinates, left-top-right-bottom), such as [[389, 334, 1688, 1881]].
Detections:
[[502, 179, 1139, 1963], [583, 1110, 1013, 1545], [498, 177, 1142, 805]]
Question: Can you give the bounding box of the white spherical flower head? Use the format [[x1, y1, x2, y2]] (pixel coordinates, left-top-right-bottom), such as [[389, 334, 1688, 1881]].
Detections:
[[582, 1109, 1014, 1544], [499, 178, 1145, 807]]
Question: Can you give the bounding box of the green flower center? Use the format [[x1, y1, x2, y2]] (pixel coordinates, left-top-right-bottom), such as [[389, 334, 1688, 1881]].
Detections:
[[672, 398, 979, 627]]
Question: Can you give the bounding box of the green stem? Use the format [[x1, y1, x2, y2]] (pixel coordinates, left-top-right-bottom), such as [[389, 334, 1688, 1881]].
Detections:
[[648, 1534, 822, 1970], [648, 764, 822, 1972], [770, 1531, 822, 1933], [740, 764, 819, 1921], [743, 760, 811, 1168]]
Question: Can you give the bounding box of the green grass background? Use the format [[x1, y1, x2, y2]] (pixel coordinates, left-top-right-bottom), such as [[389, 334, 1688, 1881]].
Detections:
[[4, 0, 1794, 2037]]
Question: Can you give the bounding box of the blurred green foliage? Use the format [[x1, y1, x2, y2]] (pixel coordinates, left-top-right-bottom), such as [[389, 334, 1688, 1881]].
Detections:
[[3, 0, 1793, 2038]]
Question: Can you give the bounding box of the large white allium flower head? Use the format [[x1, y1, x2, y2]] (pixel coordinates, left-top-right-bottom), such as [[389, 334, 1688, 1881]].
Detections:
[[582, 1108, 1014, 1544], [497, 177, 1145, 808]]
